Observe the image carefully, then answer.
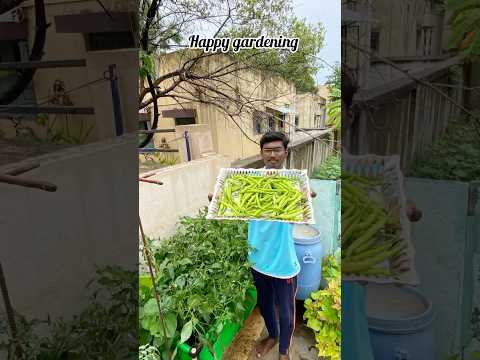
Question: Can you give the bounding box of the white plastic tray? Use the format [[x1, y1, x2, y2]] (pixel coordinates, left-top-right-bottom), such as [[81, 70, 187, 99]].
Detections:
[[207, 168, 315, 224], [342, 154, 418, 285]]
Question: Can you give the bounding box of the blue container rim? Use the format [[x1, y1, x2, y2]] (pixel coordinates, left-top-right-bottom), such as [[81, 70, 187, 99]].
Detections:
[[293, 225, 321, 245], [367, 285, 434, 334]]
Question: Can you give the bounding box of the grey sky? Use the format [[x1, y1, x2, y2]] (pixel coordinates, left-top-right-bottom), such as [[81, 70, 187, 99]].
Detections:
[[293, 0, 341, 84]]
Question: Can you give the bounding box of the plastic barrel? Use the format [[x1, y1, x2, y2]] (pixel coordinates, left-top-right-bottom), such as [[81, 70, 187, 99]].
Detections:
[[365, 283, 435, 360], [293, 224, 323, 300]]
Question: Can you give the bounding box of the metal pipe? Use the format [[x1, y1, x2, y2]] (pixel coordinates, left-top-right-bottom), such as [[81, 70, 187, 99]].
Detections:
[[0, 173, 57, 192], [184, 131, 191, 161], [109, 64, 124, 136], [0, 262, 23, 358]]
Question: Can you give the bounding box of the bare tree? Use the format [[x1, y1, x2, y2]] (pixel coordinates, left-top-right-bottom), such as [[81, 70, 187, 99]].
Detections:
[[138, 0, 324, 147], [0, 0, 25, 15], [0, 0, 49, 105]]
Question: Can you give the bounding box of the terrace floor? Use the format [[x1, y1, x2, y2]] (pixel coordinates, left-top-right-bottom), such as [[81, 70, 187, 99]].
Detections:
[[224, 303, 318, 360]]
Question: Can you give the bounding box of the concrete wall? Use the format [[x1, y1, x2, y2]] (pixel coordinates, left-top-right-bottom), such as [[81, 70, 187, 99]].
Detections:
[[372, 0, 445, 58], [0, 134, 138, 320], [145, 52, 297, 163], [0, 0, 138, 142], [296, 93, 326, 129], [139, 154, 231, 240]]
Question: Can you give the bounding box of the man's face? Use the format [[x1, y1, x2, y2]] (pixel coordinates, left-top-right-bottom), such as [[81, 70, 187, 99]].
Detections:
[[261, 140, 288, 169]]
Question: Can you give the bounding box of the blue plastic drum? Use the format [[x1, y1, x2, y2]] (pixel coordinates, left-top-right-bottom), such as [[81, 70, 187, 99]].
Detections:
[[293, 224, 323, 300], [366, 283, 435, 360]]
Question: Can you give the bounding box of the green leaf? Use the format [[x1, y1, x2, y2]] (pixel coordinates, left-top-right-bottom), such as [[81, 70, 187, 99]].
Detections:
[[180, 320, 193, 344], [164, 313, 177, 338], [143, 298, 159, 316], [307, 318, 322, 332]]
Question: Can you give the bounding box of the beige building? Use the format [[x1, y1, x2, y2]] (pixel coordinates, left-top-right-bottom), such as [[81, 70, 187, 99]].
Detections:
[[342, 0, 465, 169], [295, 92, 327, 130], [141, 51, 297, 163], [142, 50, 333, 169], [0, 0, 138, 143]]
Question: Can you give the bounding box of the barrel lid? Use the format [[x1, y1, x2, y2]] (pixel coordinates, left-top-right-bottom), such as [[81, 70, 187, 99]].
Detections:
[[293, 224, 320, 244], [365, 284, 434, 333]]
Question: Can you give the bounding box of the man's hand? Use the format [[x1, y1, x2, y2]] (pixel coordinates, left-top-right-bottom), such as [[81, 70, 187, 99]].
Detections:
[[310, 191, 317, 198], [406, 200, 422, 222], [208, 192, 213, 202]]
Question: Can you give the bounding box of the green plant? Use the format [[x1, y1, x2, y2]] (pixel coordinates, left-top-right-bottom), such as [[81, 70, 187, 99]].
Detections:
[[0, 266, 137, 359], [409, 120, 480, 181], [447, 351, 480, 360], [139, 208, 253, 358], [326, 87, 341, 131], [14, 114, 94, 145], [140, 153, 179, 166], [447, 0, 480, 60], [312, 155, 340, 180], [140, 50, 157, 79], [140, 344, 162, 360], [304, 255, 341, 360]]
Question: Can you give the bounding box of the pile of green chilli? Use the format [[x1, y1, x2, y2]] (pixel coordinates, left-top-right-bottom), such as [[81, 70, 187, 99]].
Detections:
[[217, 174, 308, 222]]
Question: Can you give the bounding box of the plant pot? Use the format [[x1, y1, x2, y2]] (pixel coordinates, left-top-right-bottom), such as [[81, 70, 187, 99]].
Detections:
[[177, 288, 257, 359]]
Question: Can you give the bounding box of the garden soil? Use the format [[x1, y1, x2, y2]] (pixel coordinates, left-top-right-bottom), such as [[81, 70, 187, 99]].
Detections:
[[224, 303, 318, 360]]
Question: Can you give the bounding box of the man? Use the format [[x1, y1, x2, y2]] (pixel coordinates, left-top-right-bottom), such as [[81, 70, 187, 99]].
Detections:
[[209, 131, 316, 359]]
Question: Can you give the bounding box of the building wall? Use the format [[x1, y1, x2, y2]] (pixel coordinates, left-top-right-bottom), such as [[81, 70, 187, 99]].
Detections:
[[296, 93, 327, 129], [0, 134, 138, 320], [0, 0, 138, 142], [139, 154, 231, 241], [372, 0, 445, 59], [355, 70, 463, 170], [147, 52, 297, 162]]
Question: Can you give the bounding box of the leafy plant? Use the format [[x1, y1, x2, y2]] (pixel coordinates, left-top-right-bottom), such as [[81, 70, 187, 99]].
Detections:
[[312, 155, 340, 180], [447, 351, 480, 360], [326, 87, 341, 131], [139, 208, 253, 358], [409, 120, 480, 181], [447, 0, 480, 60], [303, 255, 341, 360], [140, 153, 179, 166], [14, 114, 94, 145], [0, 266, 137, 359], [140, 344, 162, 360], [140, 50, 157, 79]]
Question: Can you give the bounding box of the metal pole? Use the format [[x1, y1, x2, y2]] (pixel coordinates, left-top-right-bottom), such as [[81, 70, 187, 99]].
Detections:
[[0, 262, 23, 358], [108, 64, 124, 136], [184, 131, 192, 161]]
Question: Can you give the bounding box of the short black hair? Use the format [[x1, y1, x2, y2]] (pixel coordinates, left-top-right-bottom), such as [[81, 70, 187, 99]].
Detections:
[[260, 131, 289, 150]]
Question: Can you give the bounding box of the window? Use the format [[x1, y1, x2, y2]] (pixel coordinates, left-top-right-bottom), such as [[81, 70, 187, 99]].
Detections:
[[253, 110, 268, 134], [370, 31, 380, 52], [85, 31, 136, 51], [279, 114, 286, 129], [423, 27, 433, 55], [138, 112, 155, 149], [0, 41, 21, 62], [175, 117, 195, 126], [0, 40, 36, 107], [416, 27, 422, 54], [294, 115, 299, 131], [346, 0, 357, 10], [417, 26, 433, 56], [268, 117, 275, 131]]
